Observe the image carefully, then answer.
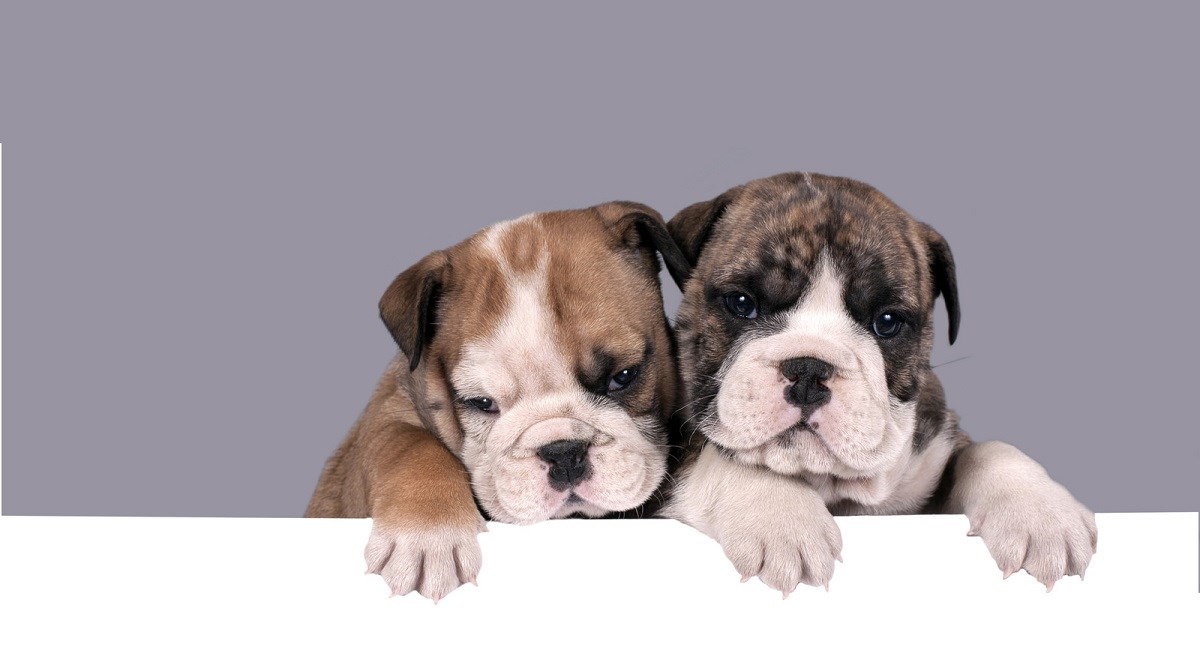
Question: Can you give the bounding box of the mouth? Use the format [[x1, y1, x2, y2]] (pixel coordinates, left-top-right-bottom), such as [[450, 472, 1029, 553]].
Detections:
[[773, 419, 828, 450], [553, 490, 609, 519], [777, 418, 816, 437]]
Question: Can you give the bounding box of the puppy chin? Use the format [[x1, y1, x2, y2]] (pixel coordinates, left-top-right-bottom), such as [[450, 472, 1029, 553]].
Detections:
[[484, 475, 652, 524], [804, 404, 906, 473], [752, 427, 842, 475], [551, 497, 611, 519], [747, 419, 897, 477], [714, 403, 909, 479]]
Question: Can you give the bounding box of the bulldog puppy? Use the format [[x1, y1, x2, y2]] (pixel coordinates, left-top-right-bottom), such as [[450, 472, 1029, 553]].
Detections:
[[661, 173, 1096, 594], [306, 202, 689, 600]]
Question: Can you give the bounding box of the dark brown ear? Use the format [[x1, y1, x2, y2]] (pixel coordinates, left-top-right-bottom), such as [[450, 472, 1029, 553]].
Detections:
[[593, 201, 692, 290], [921, 223, 961, 345], [667, 185, 743, 270], [379, 250, 450, 372]]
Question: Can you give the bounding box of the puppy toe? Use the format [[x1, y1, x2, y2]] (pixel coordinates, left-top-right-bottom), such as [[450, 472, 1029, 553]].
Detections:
[[983, 529, 1029, 579], [757, 552, 802, 594], [722, 538, 766, 580], [798, 539, 836, 587], [418, 546, 461, 602], [1084, 513, 1099, 553], [1023, 535, 1068, 589], [800, 555, 835, 588], [364, 536, 395, 575], [822, 519, 844, 556], [1064, 528, 1094, 579], [453, 540, 483, 585], [381, 548, 423, 597], [966, 512, 986, 537]]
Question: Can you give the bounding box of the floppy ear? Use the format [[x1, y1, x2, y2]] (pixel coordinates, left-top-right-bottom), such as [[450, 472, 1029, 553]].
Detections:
[[667, 186, 743, 270], [379, 250, 450, 372], [921, 223, 961, 345], [594, 201, 692, 290]]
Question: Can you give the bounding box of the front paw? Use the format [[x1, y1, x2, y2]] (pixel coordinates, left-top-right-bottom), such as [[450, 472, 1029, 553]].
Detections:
[[717, 488, 843, 596], [364, 516, 484, 602], [968, 485, 1097, 591]]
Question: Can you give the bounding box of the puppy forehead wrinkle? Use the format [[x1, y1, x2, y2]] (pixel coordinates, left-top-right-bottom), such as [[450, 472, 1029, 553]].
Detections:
[[482, 212, 537, 255], [456, 234, 574, 401], [482, 212, 551, 278]]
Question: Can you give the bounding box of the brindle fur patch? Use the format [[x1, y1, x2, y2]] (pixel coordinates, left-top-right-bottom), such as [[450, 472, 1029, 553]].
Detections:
[[669, 173, 967, 477]]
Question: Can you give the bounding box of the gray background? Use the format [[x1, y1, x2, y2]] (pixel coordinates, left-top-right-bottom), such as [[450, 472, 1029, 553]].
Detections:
[[2, 2, 1196, 516]]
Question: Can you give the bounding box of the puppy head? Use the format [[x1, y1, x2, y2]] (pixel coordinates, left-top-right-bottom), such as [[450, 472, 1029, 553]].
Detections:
[[669, 173, 959, 483], [380, 202, 689, 524]]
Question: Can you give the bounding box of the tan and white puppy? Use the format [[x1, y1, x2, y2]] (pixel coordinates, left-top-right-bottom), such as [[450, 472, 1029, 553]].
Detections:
[[662, 173, 1097, 594], [306, 202, 689, 600]]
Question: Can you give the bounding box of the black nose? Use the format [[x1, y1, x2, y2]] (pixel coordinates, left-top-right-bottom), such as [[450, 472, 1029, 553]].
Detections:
[[536, 440, 592, 491], [781, 356, 834, 412]]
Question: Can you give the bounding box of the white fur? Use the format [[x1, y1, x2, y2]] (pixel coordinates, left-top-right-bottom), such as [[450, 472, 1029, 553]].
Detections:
[[663, 444, 842, 594], [452, 231, 666, 524], [947, 440, 1098, 590], [808, 433, 956, 514], [364, 516, 485, 601], [710, 258, 908, 482], [480, 211, 539, 264], [673, 237, 1097, 593]]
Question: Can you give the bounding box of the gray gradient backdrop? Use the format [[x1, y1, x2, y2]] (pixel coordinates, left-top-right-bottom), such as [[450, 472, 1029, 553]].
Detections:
[[2, 2, 1197, 516]]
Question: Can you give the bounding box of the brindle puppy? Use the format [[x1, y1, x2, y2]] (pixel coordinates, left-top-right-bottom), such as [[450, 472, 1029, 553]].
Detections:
[[662, 173, 1096, 594]]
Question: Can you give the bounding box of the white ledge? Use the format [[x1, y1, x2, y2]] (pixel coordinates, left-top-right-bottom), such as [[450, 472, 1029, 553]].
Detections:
[[1, 513, 1196, 647]]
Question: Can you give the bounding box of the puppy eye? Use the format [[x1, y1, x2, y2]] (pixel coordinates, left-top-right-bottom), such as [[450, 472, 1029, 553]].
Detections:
[[872, 312, 904, 338], [608, 367, 640, 392], [723, 292, 758, 319], [463, 397, 499, 414]]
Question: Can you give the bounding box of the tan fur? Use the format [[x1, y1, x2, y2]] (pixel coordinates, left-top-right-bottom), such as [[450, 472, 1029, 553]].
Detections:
[[304, 201, 687, 599], [304, 356, 475, 529]]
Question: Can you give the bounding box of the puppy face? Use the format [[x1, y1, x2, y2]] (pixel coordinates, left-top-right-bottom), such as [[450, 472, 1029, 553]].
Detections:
[[381, 203, 689, 524], [670, 174, 959, 493]]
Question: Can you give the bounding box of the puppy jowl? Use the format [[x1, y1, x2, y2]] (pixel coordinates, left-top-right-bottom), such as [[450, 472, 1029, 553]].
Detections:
[[305, 202, 689, 600], [663, 172, 1096, 594]]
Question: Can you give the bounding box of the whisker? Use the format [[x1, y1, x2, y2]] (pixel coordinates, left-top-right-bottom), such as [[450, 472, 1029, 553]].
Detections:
[[931, 355, 972, 369], [677, 407, 710, 431], [670, 394, 713, 417]]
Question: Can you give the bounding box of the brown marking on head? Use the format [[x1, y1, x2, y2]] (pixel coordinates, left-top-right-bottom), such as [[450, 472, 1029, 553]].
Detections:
[[538, 204, 682, 419], [378, 201, 689, 456], [494, 217, 545, 277]]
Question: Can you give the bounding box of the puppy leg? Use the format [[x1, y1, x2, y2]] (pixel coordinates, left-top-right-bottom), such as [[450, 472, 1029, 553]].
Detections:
[[356, 424, 485, 601], [667, 444, 842, 595], [945, 440, 1097, 590]]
